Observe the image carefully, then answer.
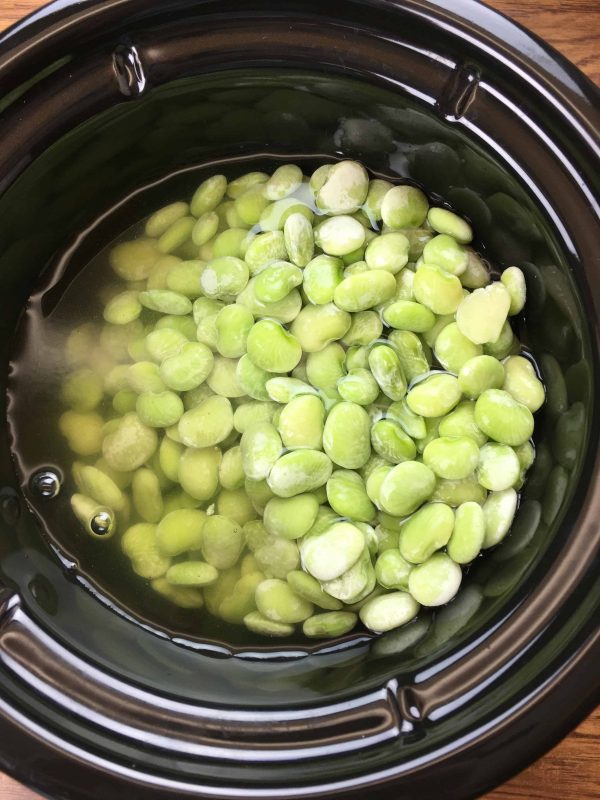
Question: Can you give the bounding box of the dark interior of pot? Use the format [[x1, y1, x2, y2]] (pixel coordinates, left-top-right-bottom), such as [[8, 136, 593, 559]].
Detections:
[[0, 2, 597, 796]]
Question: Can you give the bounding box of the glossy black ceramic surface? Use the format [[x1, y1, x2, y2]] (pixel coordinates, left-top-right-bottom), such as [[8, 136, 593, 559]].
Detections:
[[0, 1, 598, 798]]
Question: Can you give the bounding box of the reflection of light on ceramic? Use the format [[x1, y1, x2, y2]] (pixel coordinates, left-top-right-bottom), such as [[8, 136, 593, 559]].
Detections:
[[0, 490, 21, 525]]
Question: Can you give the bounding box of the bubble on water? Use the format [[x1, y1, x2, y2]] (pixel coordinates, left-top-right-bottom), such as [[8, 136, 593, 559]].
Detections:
[[30, 469, 62, 499], [89, 508, 116, 538]]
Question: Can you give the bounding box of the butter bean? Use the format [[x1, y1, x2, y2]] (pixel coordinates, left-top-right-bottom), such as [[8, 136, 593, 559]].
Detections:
[[315, 215, 366, 256], [427, 207, 473, 244], [264, 164, 302, 200], [219, 446, 245, 490], [501, 266, 526, 315], [431, 476, 487, 507], [103, 291, 142, 325], [386, 399, 427, 440], [259, 197, 314, 232], [422, 233, 468, 275], [131, 468, 163, 523], [145, 328, 188, 362], [178, 395, 233, 448], [263, 494, 320, 539], [254, 535, 300, 579], [247, 319, 302, 373], [160, 342, 214, 392], [381, 186, 429, 229], [267, 450, 333, 497], [458, 354, 505, 398], [502, 355, 545, 412], [202, 515, 244, 569], [284, 212, 314, 267], [236, 354, 272, 401], [200, 256, 248, 301], [265, 377, 317, 404], [139, 289, 192, 316], [383, 300, 435, 332], [234, 184, 270, 226], [191, 174, 227, 216], [315, 160, 369, 214], [192, 211, 219, 246], [291, 303, 351, 353], [408, 552, 462, 606], [286, 571, 342, 611], [474, 389, 534, 446], [447, 501, 485, 563], [166, 261, 206, 298], [159, 436, 183, 482], [177, 446, 221, 501], [302, 522, 366, 582], [365, 232, 410, 274], [363, 179, 393, 222], [423, 436, 480, 480], [368, 345, 407, 401], [303, 611, 357, 638], [375, 550, 412, 590], [110, 239, 159, 281], [243, 611, 294, 637], [166, 561, 218, 587], [323, 402, 371, 469], [219, 571, 264, 624], [342, 311, 383, 347], [413, 264, 463, 315], [407, 374, 461, 417], [156, 509, 206, 556], [371, 419, 417, 463], [278, 394, 325, 450], [477, 443, 520, 490], [303, 255, 345, 305], [59, 411, 104, 456], [306, 343, 346, 396], [438, 401, 488, 446], [136, 390, 184, 428], [254, 261, 303, 303], [241, 421, 283, 481], [482, 488, 518, 548], [399, 502, 455, 563], [103, 413, 158, 471], [334, 270, 396, 312], [387, 330, 430, 383], [152, 578, 203, 608], [337, 369, 380, 405], [455, 282, 511, 344], [326, 470, 376, 522], [255, 579, 313, 624], [244, 230, 288, 274], [379, 461, 436, 517], [321, 548, 375, 603], [359, 591, 420, 633], [434, 322, 482, 373], [213, 305, 254, 358], [207, 356, 245, 397]]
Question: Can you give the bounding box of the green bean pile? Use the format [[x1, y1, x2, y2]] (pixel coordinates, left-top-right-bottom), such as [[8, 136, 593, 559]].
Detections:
[[59, 160, 545, 639]]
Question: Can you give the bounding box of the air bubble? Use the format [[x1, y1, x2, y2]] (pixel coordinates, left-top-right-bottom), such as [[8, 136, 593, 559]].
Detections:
[[30, 469, 62, 499], [89, 508, 116, 538]]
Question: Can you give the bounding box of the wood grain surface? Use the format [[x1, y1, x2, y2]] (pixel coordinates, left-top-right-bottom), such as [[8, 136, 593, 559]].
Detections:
[[0, 0, 598, 798]]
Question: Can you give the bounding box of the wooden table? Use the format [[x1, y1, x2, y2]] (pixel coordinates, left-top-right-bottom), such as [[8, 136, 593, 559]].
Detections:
[[0, 0, 598, 797]]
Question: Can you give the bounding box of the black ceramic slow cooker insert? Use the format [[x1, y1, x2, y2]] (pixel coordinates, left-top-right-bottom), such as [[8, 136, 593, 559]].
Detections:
[[0, 1, 598, 798]]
